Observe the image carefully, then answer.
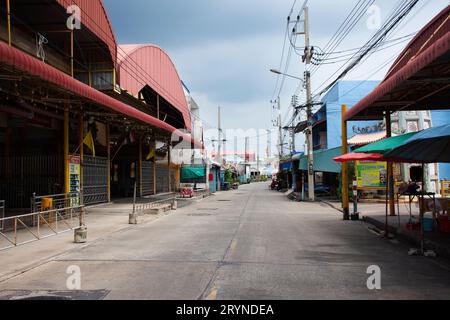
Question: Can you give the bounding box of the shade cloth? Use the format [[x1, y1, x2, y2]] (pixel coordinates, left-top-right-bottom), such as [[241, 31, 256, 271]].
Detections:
[[355, 132, 418, 154], [384, 125, 450, 163]]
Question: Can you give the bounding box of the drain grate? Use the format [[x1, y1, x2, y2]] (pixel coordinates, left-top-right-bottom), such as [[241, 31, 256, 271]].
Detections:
[[188, 213, 213, 217], [217, 200, 231, 202], [197, 208, 218, 211]]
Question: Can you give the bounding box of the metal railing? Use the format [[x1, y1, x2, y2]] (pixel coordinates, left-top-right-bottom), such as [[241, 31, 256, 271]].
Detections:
[[134, 197, 176, 214], [0, 205, 85, 251], [0, 201, 4, 231], [31, 192, 81, 213]]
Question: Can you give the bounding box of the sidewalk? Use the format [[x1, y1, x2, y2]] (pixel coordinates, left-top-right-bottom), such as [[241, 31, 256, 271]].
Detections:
[[0, 198, 195, 283], [323, 200, 450, 259]]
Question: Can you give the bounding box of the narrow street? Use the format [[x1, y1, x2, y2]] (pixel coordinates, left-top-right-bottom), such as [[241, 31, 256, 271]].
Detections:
[[1, 183, 450, 300]]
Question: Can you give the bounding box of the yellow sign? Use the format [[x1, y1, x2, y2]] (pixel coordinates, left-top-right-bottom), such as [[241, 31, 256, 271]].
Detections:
[[356, 161, 387, 189]]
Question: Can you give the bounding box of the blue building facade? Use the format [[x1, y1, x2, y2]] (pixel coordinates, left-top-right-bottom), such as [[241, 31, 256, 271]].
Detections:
[[313, 80, 382, 151], [431, 110, 450, 180]]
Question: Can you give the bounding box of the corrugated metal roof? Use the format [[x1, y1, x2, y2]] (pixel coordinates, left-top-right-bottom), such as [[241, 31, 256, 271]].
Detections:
[[118, 44, 191, 132], [348, 131, 387, 146], [346, 6, 450, 121], [56, 0, 117, 63], [0, 41, 202, 148]]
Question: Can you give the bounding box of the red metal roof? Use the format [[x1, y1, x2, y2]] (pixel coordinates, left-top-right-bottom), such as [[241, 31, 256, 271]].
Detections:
[[346, 6, 450, 121], [56, 0, 117, 63], [0, 41, 201, 148], [118, 44, 191, 132]]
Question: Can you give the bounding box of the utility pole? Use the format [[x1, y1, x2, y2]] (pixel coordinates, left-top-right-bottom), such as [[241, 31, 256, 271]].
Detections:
[[296, 5, 315, 201], [257, 131, 260, 180], [277, 98, 283, 159], [234, 135, 238, 164], [245, 136, 250, 182], [218, 106, 222, 164]]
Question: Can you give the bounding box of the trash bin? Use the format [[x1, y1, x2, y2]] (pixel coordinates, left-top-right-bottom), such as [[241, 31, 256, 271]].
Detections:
[[423, 218, 434, 232]]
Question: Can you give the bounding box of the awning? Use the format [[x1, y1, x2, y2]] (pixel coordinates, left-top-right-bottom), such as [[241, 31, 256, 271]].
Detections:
[[348, 131, 387, 146], [345, 6, 450, 121], [299, 147, 342, 173], [384, 124, 450, 163], [355, 132, 418, 154], [334, 153, 384, 163], [0, 41, 203, 149], [181, 166, 206, 179], [280, 162, 293, 171], [292, 152, 305, 161]]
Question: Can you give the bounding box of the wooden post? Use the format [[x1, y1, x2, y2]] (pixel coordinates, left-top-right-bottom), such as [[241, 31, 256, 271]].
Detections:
[[106, 123, 111, 202], [386, 111, 396, 216], [64, 106, 70, 194], [342, 105, 350, 220]]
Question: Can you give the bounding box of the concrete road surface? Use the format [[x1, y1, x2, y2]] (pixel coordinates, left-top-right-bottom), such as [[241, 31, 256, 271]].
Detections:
[[1, 183, 450, 300]]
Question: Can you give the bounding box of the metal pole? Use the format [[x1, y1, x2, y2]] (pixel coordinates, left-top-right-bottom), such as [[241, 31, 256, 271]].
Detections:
[[341, 105, 350, 220], [257, 131, 260, 180], [64, 106, 70, 195], [133, 181, 137, 215], [78, 108, 84, 204], [157, 94, 160, 120], [278, 98, 283, 159], [218, 106, 221, 164], [168, 137, 171, 193], [106, 124, 111, 202], [139, 136, 143, 197], [70, 30, 74, 77], [6, 0, 11, 46]]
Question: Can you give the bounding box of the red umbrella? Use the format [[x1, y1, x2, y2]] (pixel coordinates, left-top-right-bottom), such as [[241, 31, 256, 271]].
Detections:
[[333, 153, 384, 163]]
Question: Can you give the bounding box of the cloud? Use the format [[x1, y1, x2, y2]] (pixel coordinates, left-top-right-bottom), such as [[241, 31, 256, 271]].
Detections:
[[103, 0, 448, 156]]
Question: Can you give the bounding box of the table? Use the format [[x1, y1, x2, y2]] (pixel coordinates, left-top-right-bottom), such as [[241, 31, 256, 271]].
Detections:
[[397, 192, 437, 221]]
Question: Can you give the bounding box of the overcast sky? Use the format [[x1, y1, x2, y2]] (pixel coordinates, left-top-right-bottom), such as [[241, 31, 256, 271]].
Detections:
[[103, 0, 448, 156]]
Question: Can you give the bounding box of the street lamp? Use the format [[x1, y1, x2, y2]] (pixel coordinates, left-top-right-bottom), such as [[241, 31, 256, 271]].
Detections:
[[270, 69, 304, 83]]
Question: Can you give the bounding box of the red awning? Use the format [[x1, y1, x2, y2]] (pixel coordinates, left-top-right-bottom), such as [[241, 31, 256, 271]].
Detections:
[[0, 41, 202, 149], [334, 153, 385, 163], [345, 6, 450, 121]]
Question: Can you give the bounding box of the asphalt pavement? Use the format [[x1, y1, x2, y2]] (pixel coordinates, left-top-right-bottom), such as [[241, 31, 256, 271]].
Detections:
[[1, 183, 450, 300]]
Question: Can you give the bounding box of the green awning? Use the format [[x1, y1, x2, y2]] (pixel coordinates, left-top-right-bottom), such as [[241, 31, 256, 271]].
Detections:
[[299, 147, 342, 173], [181, 166, 206, 179], [355, 132, 418, 154]]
